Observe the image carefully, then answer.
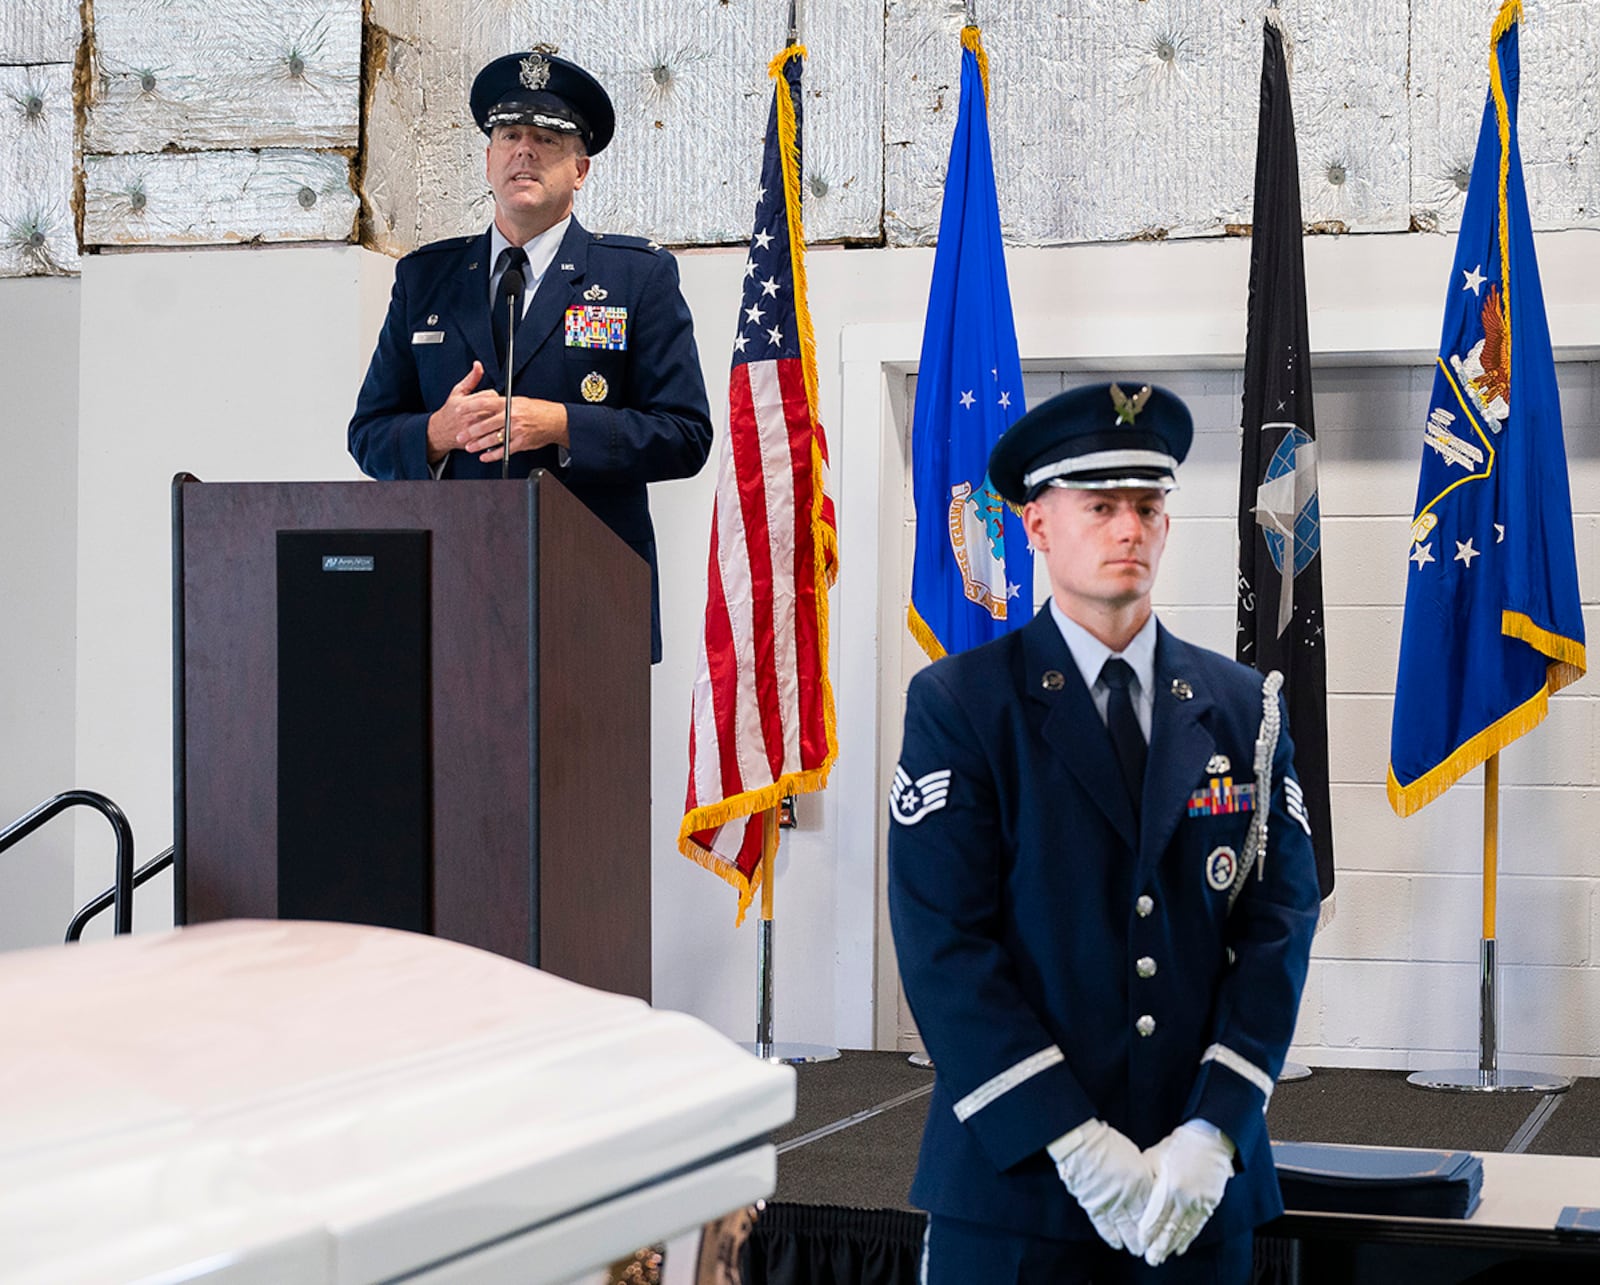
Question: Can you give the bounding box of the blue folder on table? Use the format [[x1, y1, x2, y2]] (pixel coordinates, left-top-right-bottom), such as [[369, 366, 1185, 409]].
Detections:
[[1272, 1141, 1484, 1219], [1557, 1207, 1600, 1234]]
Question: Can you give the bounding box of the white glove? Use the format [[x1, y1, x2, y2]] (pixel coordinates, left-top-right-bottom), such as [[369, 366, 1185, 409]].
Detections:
[[1047, 1119, 1156, 1255], [1137, 1119, 1236, 1266]]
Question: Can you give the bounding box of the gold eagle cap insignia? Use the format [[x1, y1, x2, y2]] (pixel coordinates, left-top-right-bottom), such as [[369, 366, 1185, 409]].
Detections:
[[1110, 382, 1153, 425]]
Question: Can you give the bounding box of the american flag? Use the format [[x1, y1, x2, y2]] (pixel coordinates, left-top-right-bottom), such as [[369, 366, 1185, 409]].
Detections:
[[679, 46, 838, 922]]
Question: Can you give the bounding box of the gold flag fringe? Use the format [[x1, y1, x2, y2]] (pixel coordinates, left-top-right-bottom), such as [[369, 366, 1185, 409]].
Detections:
[[679, 45, 838, 926]]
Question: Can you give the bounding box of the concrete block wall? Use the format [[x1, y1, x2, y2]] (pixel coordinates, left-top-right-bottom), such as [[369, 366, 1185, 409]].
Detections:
[[1162, 361, 1600, 1076]]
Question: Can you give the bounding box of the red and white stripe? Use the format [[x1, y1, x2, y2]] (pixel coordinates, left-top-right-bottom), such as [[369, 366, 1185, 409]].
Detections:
[[681, 355, 835, 901]]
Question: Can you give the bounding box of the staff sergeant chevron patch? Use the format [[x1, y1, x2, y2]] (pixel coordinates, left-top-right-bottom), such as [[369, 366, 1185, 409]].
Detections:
[[891, 766, 952, 825]]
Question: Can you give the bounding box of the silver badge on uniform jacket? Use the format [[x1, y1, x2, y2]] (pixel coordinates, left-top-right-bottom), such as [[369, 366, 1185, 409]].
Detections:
[[890, 766, 952, 825], [1206, 754, 1231, 774], [584, 283, 609, 301], [1206, 845, 1238, 891]]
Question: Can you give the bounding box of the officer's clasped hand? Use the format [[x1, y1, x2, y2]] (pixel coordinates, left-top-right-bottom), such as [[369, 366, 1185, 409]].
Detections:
[[1047, 1119, 1156, 1256], [1136, 1119, 1236, 1266]]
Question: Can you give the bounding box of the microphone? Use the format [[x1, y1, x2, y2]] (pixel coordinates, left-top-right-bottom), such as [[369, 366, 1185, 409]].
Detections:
[[499, 264, 525, 480]]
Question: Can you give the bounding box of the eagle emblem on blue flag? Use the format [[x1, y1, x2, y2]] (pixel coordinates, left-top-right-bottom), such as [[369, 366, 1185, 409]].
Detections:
[[907, 29, 1030, 662], [1388, 4, 1585, 815]]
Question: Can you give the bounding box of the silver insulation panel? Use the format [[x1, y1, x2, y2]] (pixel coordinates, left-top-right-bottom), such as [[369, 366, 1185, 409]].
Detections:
[[4, 2, 1600, 268], [83, 150, 359, 245], [884, 0, 1411, 245], [1412, 0, 1600, 234], [84, 0, 361, 153], [1, 1, 78, 65], [363, 0, 884, 255], [2, 1, 79, 277], [0, 63, 78, 275]]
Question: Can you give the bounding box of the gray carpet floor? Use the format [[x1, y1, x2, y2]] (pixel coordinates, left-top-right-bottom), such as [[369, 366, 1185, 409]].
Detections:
[[775, 1053, 1599, 1211]]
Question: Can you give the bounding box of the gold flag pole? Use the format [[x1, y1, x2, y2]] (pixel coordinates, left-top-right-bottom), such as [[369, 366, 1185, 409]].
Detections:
[[1409, 753, 1570, 1093], [746, 806, 839, 1065]]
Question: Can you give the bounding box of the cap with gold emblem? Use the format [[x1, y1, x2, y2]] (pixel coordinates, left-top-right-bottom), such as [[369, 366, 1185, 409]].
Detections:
[[987, 381, 1194, 504], [470, 47, 616, 153]]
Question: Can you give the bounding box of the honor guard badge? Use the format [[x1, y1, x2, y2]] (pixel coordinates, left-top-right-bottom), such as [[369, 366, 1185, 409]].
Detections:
[[565, 304, 628, 350], [890, 766, 952, 826], [1206, 845, 1238, 892], [580, 371, 609, 403], [1188, 776, 1256, 817]]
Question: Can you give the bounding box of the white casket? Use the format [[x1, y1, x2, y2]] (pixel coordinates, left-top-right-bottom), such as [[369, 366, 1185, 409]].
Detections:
[[0, 919, 795, 1283]]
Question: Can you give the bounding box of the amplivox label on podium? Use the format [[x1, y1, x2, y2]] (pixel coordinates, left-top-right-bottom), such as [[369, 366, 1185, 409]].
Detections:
[[322, 555, 375, 572]]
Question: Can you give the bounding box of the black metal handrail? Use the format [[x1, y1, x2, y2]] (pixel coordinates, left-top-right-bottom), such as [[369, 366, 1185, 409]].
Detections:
[[66, 846, 174, 943], [0, 791, 135, 936]]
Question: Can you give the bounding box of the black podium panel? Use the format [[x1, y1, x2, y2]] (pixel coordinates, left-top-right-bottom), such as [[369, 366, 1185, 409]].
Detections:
[[276, 530, 431, 931]]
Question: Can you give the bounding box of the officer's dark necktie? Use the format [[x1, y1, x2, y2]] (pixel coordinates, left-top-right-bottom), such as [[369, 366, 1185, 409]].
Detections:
[[491, 245, 529, 370], [1100, 657, 1146, 808]]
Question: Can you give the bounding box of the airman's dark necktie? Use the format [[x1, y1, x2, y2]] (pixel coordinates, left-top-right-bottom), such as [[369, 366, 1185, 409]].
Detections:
[[492, 245, 529, 370], [1100, 657, 1146, 808]]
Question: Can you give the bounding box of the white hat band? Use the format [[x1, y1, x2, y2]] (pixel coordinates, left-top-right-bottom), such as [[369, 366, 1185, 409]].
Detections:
[[1022, 448, 1179, 491]]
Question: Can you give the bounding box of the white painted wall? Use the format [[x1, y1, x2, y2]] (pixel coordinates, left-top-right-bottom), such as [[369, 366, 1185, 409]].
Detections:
[[0, 277, 78, 948], [17, 223, 1600, 1072]]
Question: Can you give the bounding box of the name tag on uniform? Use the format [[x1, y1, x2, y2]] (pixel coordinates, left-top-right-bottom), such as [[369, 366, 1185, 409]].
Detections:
[[411, 330, 445, 345], [565, 305, 628, 350]]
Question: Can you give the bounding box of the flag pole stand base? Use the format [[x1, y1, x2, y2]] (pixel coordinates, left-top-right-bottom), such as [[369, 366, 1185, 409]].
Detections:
[[745, 906, 839, 1066], [743, 1041, 841, 1065], [1407, 938, 1570, 1094], [1406, 1067, 1571, 1094], [1278, 1061, 1312, 1083]]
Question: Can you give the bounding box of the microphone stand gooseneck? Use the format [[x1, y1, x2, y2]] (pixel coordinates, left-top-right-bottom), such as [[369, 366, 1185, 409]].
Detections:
[[499, 265, 525, 481]]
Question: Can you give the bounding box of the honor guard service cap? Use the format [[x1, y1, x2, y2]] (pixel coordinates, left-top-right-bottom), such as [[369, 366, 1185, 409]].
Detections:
[[471, 48, 615, 154], [987, 381, 1193, 504]]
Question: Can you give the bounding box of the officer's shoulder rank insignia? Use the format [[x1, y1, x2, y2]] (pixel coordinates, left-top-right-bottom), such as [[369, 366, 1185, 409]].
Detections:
[[583, 283, 608, 301], [1205, 845, 1238, 892], [580, 371, 609, 403], [565, 304, 628, 350], [890, 766, 951, 825]]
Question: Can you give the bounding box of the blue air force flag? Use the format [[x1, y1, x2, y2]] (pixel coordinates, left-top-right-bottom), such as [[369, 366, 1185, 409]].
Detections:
[[1388, 4, 1585, 815], [906, 26, 1029, 661]]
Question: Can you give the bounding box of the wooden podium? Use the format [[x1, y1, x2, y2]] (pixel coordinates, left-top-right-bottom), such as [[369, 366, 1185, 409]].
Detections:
[[172, 472, 652, 1001]]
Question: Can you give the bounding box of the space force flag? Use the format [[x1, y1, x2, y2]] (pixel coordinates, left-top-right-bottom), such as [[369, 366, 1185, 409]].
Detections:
[[906, 26, 1030, 661], [680, 46, 838, 921], [1237, 12, 1335, 901], [1388, 2, 1585, 816]]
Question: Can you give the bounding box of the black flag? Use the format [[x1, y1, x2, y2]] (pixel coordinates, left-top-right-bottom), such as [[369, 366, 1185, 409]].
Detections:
[[1237, 14, 1335, 902]]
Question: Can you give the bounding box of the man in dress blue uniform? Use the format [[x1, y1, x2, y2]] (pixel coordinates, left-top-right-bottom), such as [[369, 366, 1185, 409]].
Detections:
[[889, 382, 1321, 1283], [348, 47, 713, 662]]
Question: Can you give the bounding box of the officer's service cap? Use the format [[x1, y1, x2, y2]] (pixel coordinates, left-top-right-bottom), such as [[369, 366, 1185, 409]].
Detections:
[[471, 49, 615, 154], [987, 381, 1193, 504]]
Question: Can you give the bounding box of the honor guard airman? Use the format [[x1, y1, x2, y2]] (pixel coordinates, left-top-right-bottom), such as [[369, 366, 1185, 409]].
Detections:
[[348, 47, 713, 662], [888, 382, 1321, 1283]]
